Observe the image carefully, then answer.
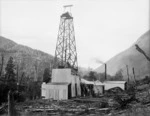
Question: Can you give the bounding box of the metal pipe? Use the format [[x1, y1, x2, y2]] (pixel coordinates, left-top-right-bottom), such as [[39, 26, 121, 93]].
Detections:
[[105, 63, 107, 80]]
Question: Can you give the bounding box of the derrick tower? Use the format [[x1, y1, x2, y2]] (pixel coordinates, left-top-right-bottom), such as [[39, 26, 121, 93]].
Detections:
[[54, 5, 78, 74]]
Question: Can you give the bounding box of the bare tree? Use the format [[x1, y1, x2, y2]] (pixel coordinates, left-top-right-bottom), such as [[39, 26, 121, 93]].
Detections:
[[135, 44, 150, 62]]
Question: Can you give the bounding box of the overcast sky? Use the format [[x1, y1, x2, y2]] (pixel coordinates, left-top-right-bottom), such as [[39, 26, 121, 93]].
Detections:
[[0, 0, 149, 69]]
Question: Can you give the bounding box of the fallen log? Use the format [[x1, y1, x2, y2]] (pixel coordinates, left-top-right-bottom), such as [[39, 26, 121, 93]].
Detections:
[[0, 103, 7, 114]]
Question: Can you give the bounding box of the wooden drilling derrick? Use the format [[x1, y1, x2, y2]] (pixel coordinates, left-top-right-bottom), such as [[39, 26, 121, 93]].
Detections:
[[54, 5, 78, 75]]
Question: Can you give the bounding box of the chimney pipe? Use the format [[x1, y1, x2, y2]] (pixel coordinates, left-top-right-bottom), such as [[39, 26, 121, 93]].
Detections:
[[105, 63, 107, 80]]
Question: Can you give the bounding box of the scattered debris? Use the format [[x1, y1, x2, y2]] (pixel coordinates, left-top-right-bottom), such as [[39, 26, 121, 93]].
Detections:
[[0, 103, 7, 114], [1, 77, 150, 116], [105, 87, 124, 96]]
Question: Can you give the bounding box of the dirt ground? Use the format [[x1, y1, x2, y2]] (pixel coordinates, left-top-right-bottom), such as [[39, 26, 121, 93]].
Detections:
[[1, 79, 150, 116]]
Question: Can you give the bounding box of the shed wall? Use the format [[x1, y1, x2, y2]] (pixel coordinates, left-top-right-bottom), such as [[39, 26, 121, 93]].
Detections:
[[104, 83, 125, 90], [52, 69, 72, 83], [42, 83, 69, 100], [93, 85, 104, 94], [51, 69, 81, 97]]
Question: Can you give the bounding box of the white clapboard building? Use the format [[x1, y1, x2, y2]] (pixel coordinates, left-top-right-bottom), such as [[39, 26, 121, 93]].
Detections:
[[41, 68, 81, 100], [103, 81, 127, 90]]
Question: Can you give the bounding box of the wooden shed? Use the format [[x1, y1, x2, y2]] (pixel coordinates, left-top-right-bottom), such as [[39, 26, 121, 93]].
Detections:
[[51, 68, 81, 97], [41, 82, 71, 100], [93, 85, 105, 94], [81, 78, 105, 94], [41, 68, 81, 100], [103, 81, 127, 90]]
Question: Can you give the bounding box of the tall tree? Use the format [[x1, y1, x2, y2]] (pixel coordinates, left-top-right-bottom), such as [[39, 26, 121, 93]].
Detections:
[[114, 69, 123, 81], [5, 57, 16, 83], [0, 54, 4, 77], [43, 68, 51, 83], [88, 71, 97, 81]]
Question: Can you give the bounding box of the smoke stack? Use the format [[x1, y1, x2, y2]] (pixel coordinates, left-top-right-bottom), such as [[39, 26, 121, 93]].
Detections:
[[105, 63, 107, 80]]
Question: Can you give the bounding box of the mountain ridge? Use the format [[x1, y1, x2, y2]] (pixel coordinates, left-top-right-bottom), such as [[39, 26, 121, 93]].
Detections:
[[0, 36, 54, 81], [95, 30, 150, 80]]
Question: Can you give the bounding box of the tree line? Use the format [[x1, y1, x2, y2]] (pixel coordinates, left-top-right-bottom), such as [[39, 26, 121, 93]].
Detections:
[[0, 54, 124, 105], [0, 55, 51, 105], [82, 69, 124, 82]]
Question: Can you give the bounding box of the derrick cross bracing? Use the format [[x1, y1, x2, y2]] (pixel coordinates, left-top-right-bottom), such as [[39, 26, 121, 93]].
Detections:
[[54, 8, 78, 74]]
